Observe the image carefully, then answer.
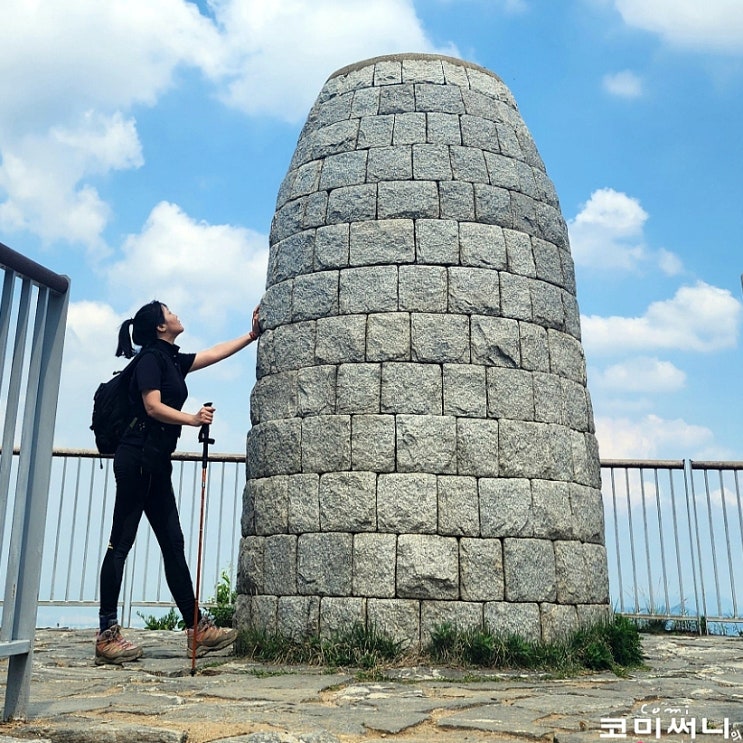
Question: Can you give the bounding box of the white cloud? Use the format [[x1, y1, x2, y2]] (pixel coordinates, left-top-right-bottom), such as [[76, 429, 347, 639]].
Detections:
[[568, 188, 682, 275], [591, 356, 686, 393], [582, 281, 742, 355], [595, 413, 714, 460], [106, 201, 268, 329], [602, 70, 643, 98], [209, 0, 456, 121], [0, 112, 142, 254], [614, 0, 743, 53]]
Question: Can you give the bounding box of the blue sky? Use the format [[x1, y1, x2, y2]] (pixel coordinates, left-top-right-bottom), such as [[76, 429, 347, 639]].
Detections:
[[2, 0, 742, 461]]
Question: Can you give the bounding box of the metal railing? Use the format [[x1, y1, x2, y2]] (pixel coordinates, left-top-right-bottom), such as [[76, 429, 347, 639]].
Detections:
[[0, 242, 70, 720], [0, 449, 246, 630], [2, 449, 741, 638], [603, 459, 743, 631]]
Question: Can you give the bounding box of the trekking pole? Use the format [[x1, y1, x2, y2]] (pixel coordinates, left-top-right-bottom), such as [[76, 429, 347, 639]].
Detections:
[[190, 402, 215, 676]]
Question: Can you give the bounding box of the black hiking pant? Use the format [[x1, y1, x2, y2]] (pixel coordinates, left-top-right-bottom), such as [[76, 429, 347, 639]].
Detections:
[[99, 444, 197, 628]]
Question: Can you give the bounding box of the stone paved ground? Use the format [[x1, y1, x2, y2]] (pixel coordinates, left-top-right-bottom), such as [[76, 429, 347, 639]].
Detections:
[[1, 629, 742, 743]]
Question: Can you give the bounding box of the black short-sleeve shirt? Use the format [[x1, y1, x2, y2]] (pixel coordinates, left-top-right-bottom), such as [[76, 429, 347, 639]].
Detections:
[[120, 339, 196, 453]]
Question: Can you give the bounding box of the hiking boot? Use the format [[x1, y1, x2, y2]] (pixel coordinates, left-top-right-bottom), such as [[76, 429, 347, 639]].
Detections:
[[95, 624, 143, 665], [187, 617, 237, 657]]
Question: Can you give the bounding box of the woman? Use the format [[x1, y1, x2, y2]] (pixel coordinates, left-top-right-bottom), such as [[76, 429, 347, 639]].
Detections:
[[95, 300, 260, 665]]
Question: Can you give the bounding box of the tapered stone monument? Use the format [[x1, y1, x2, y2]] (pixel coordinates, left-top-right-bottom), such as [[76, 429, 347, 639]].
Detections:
[[237, 53, 610, 647]]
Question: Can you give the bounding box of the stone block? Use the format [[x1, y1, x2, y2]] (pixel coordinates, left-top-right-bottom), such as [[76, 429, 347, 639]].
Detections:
[[426, 111, 462, 145], [367, 145, 413, 181], [486, 367, 534, 421], [297, 365, 336, 417], [277, 596, 320, 639], [349, 218, 415, 265], [267, 230, 314, 284], [479, 477, 532, 538], [562, 378, 590, 431], [415, 83, 464, 114], [366, 312, 411, 361], [357, 114, 394, 148], [315, 223, 350, 270], [399, 265, 448, 312], [287, 474, 320, 534], [272, 321, 317, 372], [450, 145, 489, 182], [421, 601, 483, 638], [381, 363, 442, 415], [498, 420, 553, 478], [306, 119, 360, 161], [437, 475, 480, 536], [340, 265, 398, 313], [470, 315, 520, 368], [350, 86, 380, 118], [250, 370, 297, 424], [532, 236, 563, 285], [460, 115, 500, 153], [353, 533, 397, 597], [393, 112, 427, 144], [237, 536, 264, 595], [403, 57, 446, 84], [337, 363, 381, 414], [483, 151, 520, 192], [504, 228, 536, 277], [246, 420, 301, 479], [540, 603, 579, 644], [378, 473, 438, 533], [301, 415, 351, 473], [260, 280, 293, 330], [439, 181, 475, 221], [298, 533, 353, 596], [460, 538, 504, 601], [315, 315, 366, 364], [319, 598, 367, 640], [326, 184, 377, 224], [569, 484, 605, 543], [378, 181, 440, 219], [456, 418, 499, 476], [531, 479, 572, 539], [519, 321, 550, 372], [379, 82, 414, 113], [351, 414, 395, 472], [554, 541, 609, 604], [533, 372, 562, 424], [411, 312, 470, 363], [484, 602, 541, 641], [459, 222, 507, 269], [531, 280, 565, 331], [503, 538, 556, 602], [449, 267, 500, 316], [250, 595, 278, 633], [318, 150, 368, 190], [500, 271, 533, 321], [474, 183, 511, 228], [263, 534, 297, 595], [412, 143, 453, 180], [495, 121, 522, 160], [292, 271, 339, 321], [415, 218, 460, 265], [246, 476, 288, 535], [367, 598, 421, 647], [396, 414, 457, 473], [443, 364, 486, 418], [319, 471, 377, 532], [397, 534, 459, 599]]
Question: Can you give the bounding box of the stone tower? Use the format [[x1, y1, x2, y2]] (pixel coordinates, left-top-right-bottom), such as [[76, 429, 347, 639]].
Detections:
[[237, 53, 610, 647]]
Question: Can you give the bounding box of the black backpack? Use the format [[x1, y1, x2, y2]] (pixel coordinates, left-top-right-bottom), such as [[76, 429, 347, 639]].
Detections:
[[90, 349, 159, 455]]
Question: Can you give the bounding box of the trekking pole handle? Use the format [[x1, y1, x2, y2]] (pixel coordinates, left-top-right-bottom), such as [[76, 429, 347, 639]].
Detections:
[[198, 402, 215, 466]]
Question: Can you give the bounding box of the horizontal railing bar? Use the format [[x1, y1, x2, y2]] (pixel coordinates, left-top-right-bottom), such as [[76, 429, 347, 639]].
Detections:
[[690, 460, 743, 470], [601, 459, 686, 469], [0, 241, 70, 294], [0, 641, 31, 658], [0, 447, 244, 463]]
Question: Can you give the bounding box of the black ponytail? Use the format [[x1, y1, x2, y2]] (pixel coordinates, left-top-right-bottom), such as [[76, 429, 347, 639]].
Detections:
[[115, 300, 165, 358]]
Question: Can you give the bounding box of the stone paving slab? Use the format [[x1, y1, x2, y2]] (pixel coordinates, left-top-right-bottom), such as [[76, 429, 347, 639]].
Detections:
[[1, 629, 742, 743]]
